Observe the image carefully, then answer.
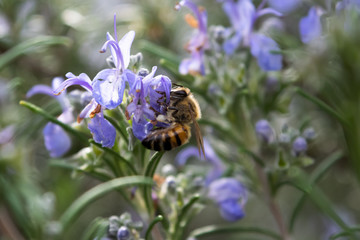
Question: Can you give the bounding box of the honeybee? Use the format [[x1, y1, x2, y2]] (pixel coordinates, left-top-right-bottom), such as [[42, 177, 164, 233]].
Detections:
[[142, 86, 205, 157]]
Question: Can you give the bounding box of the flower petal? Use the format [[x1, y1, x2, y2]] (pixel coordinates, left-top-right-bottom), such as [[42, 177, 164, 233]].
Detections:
[[119, 30, 135, 69], [299, 7, 322, 44], [268, 0, 301, 13], [175, 146, 200, 165], [27, 85, 54, 98], [218, 199, 245, 222], [208, 178, 247, 203], [250, 33, 282, 71], [92, 69, 126, 109], [223, 31, 242, 55], [43, 122, 71, 157], [132, 118, 153, 141], [179, 50, 205, 75], [53, 73, 93, 95], [88, 114, 116, 148], [78, 98, 98, 121]]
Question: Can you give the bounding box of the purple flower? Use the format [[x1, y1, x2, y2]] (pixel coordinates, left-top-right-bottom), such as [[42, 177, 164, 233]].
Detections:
[[27, 77, 74, 157], [175, 139, 225, 184], [126, 67, 172, 141], [255, 119, 275, 143], [176, 0, 208, 76], [117, 226, 131, 240], [292, 136, 308, 155], [220, 0, 283, 71], [299, 7, 323, 44], [54, 73, 116, 148], [208, 178, 247, 222], [0, 125, 15, 145], [250, 33, 282, 71], [92, 15, 136, 109], [268, 0, 301, 13], [126, 67, 157, 140]]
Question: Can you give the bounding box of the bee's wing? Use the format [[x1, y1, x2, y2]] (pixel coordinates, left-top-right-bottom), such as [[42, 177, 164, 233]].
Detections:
[[192, 114, 205, 159]]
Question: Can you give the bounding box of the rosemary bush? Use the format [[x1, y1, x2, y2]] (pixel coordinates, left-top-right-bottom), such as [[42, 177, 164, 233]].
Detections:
[[0, 0, 360, 239]]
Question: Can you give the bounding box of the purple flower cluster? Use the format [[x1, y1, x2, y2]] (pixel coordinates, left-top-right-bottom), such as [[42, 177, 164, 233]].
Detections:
[[219, 0, 283, 71], [27, 15, 172, 156], [176, 0, 208, 76], [176, 139, 247, 222]]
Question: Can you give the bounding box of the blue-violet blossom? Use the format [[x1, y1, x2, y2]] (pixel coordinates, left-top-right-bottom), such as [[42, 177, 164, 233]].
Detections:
[[27, 77, 74, 157], [292, 136, 308, 156], [255, 119, 275, 143], [268, 0, 301, 13], [176, 0, 208, 76], [92, 15, 136, 109], [126, 67, 172, 141], [208, 177, 247, 221], [54, 73, 116, 148], [299, 7, 323, 44], [219, 0, 283, 71]]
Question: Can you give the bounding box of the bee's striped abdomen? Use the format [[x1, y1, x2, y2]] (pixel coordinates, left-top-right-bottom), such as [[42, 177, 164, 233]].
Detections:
[[142, 124, 191, 151]]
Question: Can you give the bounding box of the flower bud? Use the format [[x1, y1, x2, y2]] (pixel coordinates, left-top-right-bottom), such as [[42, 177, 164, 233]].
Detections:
[[165, 176, 177, 192], [117, 226, 131, 240], [292, 137, 308, 155], [138, 68, 149, 78], [303, 127, 316, 140], [130, 52, 143, 69], [255, 119, 275, 143], [108, 216, 120, 237]]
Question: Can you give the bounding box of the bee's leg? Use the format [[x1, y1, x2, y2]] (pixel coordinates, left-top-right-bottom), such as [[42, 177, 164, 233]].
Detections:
[[171, 90, 188, 98], [168, 106, 179, 114]]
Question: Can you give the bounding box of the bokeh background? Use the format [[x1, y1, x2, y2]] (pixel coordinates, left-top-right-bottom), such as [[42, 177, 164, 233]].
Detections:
[[1, 0, 360, 239]]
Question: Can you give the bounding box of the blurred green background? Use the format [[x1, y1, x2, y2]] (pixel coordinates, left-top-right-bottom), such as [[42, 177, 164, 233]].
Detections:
[[1, 0, 360, 239]]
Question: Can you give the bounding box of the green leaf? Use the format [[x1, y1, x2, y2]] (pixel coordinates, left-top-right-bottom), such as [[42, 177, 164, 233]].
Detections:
[[188, 225, 282, 240], [289, 151, 343, 231], [145, 215, 163, 240], [139, 40, 180, 65], [0, 36, 71, 70], [49, 159, 113, 182], [20, 100, 89, 144], [174, 194, 200, 240], [59, 176, 153, 231], [143, 152, 164, 217], [81, 217, 109, 240], [289, 167, 350, 232], [144, 151, 164, 178], [330, 227, 360, 240], [295, 88, 348, 126]]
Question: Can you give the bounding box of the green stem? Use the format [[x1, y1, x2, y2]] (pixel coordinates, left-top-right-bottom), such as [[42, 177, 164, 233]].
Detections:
[[143, 152, 164, 218], [89, 139, 137, 175], [174, 195, 200, 240], [145, 215, 164, 240]]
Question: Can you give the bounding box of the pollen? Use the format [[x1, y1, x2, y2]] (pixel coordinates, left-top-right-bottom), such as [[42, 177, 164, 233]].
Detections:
[[53, 89, 65, 96], [77, 115, 83, 124], [185, 14, 199, 28], [90, 104, 101, 118]]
